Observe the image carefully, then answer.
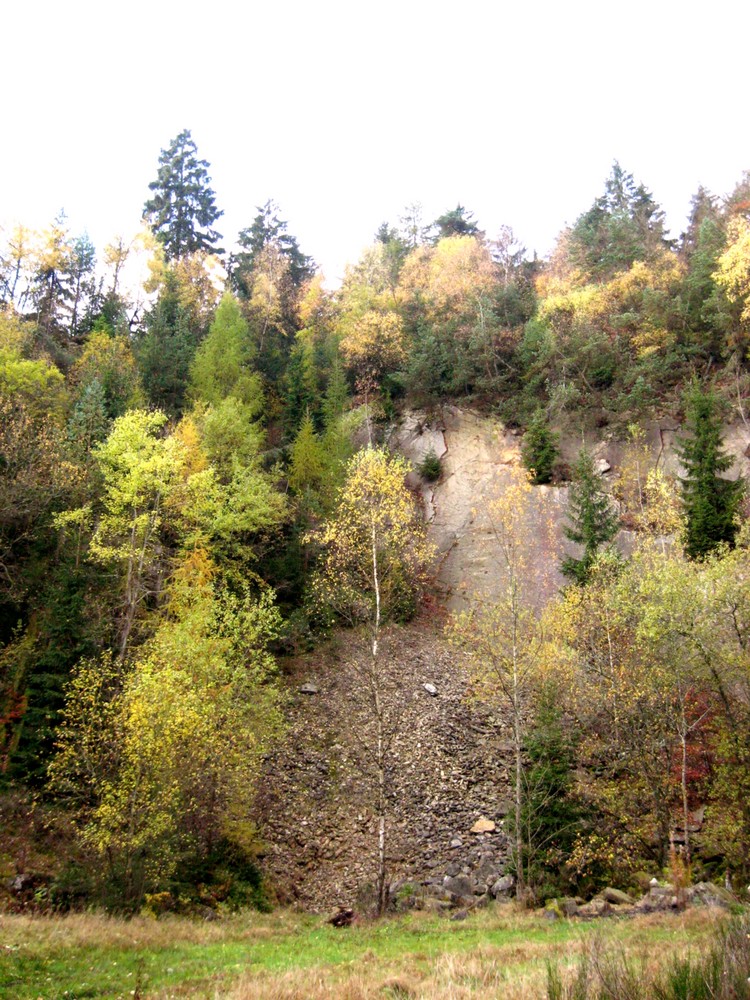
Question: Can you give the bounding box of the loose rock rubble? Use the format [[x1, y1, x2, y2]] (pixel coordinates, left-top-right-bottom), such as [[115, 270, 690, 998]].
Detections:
[[255, 619, 514, 912]]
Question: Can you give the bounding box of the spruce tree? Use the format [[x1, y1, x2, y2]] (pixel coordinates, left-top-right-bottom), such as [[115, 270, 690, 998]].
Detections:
[[231, 200, 314, 297], [561, 449, 620, 584], [521, 409, 559, 485], [143, 129, 223, 261], [677, 386, 745, 559]]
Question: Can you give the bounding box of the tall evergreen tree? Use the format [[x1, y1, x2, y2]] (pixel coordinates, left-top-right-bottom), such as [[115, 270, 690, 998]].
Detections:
[[143, 130, 223, 261], [288, 412, 326, 498], [431, 204, 483, 241], [677, 385, 745, 559], [430, 205, 484, 243], [568, 162, 669, 280], [321, 355, 350, 429], [189, 292, 258, 407], [561, 449, 620, 584], [32, 212, 75, 339], [283, 340, 318, 435], [231, 200, 314, 296]]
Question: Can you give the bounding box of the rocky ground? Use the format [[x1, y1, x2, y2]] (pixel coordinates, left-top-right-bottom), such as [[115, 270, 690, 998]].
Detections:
[[255, 617, 515, 912]]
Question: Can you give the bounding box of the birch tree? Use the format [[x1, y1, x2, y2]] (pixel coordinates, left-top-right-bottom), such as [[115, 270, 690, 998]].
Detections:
[[311, 446, 433, 913]]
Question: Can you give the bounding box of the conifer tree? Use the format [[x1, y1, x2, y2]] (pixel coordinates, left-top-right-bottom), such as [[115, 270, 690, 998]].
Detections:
[[232, 200, 314, 295], [189, 292, 258, 407], [561, 449, 620, 584], [288, 413, 326, 498], [521, 409, 559, 485], [283, 341, 318, 435], [143, 130, 223, 261], [322, 356, 349, 429], [677, 385, 745, 559]]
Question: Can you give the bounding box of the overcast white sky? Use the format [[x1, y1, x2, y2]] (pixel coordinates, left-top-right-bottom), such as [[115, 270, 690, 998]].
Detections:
[[2, 0, 749, 286]]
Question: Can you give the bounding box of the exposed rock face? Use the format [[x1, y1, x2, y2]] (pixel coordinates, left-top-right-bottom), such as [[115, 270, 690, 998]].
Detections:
[[255, 621, 512, 912], [391, 406, 750, 612], [391, 407, 568, 610]]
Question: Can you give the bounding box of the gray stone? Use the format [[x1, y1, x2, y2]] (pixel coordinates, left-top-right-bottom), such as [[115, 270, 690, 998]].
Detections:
[[649, 883, 674, 899], [636, 887, 675, 913], [601, 887, 635, 905], [688, 882, 735, 909], [490, 874, 515, 897], [423, 683, 438, 696], [559, 897, 579, 917], [443, 875, 475, 897], [577, 898, 612, 919], [298, 682, 319, 695], [450, 909, 469, 921], [473, 858, 502, 889], [450, 838, 463, 849]]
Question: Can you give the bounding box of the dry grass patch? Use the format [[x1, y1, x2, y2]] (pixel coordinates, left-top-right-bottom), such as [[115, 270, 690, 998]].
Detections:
[[0, 909, 293, 950], [0, 903, 732, 1000], [205, 906, 728, 1000]]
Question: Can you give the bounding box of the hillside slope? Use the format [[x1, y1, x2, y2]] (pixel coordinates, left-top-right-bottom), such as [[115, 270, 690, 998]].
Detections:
[[258, 407, 750, 910]]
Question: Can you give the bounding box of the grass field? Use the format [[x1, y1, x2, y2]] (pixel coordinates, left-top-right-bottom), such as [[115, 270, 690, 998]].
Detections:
[[0, 905, 729, 999]]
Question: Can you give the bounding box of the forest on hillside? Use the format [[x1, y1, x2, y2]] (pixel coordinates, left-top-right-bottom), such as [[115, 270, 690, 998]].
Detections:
[[2, 128, 750, 913]]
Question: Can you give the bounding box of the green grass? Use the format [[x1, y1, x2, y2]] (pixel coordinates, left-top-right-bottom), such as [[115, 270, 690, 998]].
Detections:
[[0, 905, 726, 999]]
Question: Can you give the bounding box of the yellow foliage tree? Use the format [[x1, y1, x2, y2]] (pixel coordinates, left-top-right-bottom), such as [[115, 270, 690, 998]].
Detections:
[[339, 309, 407, 382], [714, 217, 750, 356], [51, 548, 283, 905]]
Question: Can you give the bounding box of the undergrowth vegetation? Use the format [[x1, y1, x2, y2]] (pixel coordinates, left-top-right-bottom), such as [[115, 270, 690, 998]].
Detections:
[[547, 913, 750, 1000]]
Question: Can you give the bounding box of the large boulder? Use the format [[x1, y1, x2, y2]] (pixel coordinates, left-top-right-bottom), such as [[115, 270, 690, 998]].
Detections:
[[688, 882, 735, 909], [443, 875, 475, 898], [490, 873, 515, 898], [601, 887, 635, 905]]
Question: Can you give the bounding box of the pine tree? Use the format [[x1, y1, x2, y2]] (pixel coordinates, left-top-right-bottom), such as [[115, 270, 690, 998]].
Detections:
[[677, 386, 745, 559], [568, 162, 669, 280], [137, 275, 197, 416], [143, 130, 223, 261], [431, 204, 483, 241], [67, 377, 109, 455], [283, 341, 317, 435], [521, 409, 559, 485], [561, 449, 620, 584]]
